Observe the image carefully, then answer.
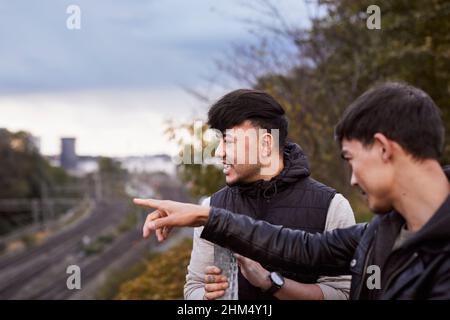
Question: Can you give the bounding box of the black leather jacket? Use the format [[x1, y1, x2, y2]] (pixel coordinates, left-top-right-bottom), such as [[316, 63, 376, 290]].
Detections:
[[201, 194, 450, 300]]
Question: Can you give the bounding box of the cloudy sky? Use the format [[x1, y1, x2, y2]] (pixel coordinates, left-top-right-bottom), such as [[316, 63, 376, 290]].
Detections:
[[0, 0, 308, 156]]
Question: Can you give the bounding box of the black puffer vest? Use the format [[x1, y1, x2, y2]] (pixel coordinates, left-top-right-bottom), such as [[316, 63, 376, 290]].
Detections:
[[210, 142, 336, 300]]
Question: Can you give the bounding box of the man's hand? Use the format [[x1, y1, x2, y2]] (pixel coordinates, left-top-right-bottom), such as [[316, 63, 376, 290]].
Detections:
[[203, 266, 229, 300], [133, 198, 210, 242], [234, 254, 271, 291]]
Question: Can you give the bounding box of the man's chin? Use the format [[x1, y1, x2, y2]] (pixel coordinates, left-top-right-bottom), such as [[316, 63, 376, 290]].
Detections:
[[226, 174, 246, 187], [225, 171, 259, 187], [225, 179, 239, 187], [369, 202, 393, 214]]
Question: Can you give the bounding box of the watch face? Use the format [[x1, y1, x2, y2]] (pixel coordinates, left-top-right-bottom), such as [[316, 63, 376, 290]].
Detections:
[[271, 272, 284, 286]]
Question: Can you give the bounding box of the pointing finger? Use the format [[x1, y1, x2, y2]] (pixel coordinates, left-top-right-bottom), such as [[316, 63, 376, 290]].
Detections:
[[134, 198, 164, 209]]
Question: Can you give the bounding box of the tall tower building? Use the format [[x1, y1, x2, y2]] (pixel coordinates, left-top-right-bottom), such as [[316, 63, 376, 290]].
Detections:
[[60, 137, 77, 170]]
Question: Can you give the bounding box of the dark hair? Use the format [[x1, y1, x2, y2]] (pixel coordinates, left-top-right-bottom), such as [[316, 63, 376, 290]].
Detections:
[[335, 82, 445, 160], [207, 89, 288, 146]]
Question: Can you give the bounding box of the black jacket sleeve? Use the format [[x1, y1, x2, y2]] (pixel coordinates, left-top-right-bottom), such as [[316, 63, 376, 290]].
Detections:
[[201, 207, 368, 276], [428, 257, 450, 299]]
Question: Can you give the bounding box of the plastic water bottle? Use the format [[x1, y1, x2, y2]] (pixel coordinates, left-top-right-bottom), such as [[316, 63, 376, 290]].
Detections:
[[213, 244, 238, 300]]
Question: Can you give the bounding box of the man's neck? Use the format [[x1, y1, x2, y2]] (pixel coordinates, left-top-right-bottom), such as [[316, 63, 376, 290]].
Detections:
[[253, 155, 285, 182], [392, 160, 450, 232]]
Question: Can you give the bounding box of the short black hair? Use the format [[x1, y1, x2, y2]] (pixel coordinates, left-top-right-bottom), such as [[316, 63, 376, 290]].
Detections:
[[208, 89, 288, 146], [335, 82, 445, 160]]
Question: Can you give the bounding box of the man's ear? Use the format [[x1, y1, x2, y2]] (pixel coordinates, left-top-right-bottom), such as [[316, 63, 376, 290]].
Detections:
[[373, 133, 393, 161], [260, 133, 273, 157]]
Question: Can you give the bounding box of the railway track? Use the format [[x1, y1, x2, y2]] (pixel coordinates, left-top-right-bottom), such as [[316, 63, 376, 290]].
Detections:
[[0, 180, 191, 299]]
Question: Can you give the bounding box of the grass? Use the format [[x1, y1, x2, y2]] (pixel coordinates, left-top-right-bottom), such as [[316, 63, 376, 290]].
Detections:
[[95, 258, 149, 300], [114, 238, 193, 300], [20, 234, 38, 248]]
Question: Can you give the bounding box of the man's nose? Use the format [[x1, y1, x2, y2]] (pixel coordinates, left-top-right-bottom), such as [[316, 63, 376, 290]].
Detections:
[[350, 172, 358, 187], [215, 139, 225, 159]]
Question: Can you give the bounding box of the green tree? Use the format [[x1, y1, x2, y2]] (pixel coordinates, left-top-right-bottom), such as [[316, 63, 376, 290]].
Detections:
[[182, 1, 450, 219], [165, 120, 225, 198], [0, 128, 75, 199]]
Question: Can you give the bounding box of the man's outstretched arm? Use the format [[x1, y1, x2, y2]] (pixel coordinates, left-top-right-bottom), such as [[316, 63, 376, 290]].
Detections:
[[134, 198, 366, 276], [202, 207, 365, 275]]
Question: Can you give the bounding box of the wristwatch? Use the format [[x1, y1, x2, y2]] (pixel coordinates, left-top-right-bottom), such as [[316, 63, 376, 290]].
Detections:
[[264, 272, 285, 295]]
